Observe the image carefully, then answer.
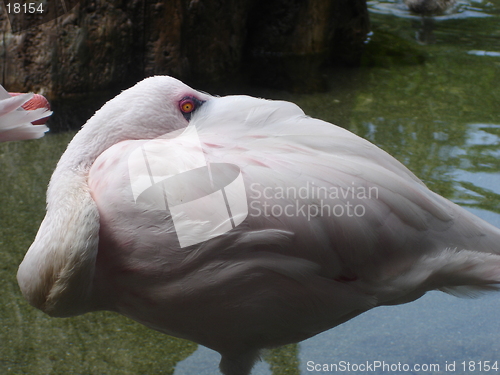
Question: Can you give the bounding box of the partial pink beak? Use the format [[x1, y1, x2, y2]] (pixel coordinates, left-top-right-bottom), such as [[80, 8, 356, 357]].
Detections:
[[8, 93, 51, 125]]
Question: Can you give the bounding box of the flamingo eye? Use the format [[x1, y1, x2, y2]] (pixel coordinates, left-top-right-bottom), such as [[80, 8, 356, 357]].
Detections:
[[179, 96, 205, 121], [180, 99, 195, 113]]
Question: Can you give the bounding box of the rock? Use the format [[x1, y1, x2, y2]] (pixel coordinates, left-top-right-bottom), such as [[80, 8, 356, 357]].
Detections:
[[0, 0, 370, 127], [1, 1, 140, 97], [245, 0, 370, 91]]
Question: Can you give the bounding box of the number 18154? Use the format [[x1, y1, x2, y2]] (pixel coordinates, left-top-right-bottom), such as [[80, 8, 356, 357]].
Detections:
[[6, 3, 44, 14]]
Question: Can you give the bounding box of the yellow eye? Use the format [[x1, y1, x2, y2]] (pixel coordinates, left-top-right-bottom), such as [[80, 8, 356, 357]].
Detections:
[[180, 99, 195, 113]]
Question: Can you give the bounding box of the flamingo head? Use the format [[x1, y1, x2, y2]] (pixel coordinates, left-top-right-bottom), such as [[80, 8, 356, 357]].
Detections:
[[84, 76, 212, 143], [52, 76, 213, 173]]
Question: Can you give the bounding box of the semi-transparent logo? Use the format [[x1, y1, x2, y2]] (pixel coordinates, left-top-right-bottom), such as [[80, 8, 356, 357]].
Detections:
[[128, 124, 248, 248], [2, 1, 80, 32]]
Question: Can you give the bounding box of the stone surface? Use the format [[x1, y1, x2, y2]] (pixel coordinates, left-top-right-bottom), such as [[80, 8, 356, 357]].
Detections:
[[245, 0, 370, 91], [0, 0, 370, 128]]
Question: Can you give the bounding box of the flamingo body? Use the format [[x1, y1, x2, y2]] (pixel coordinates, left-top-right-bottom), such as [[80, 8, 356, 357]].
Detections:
[[18, 76, 500, 375]]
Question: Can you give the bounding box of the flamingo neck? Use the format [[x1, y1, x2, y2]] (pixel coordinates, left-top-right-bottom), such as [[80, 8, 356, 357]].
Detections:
[[17, 120, 115, 317]]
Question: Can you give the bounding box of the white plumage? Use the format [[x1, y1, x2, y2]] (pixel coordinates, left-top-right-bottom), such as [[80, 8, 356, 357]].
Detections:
[[0, 84, 51, 142], [17, 76, 500, 375]]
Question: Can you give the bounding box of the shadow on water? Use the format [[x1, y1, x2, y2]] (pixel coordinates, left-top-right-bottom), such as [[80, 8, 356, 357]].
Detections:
[[1, 0, 500, 374]]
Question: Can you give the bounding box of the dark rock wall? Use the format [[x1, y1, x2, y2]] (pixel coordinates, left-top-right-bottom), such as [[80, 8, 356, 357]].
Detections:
[[0, 0, 370, 97], [245, 0, 370, 91]]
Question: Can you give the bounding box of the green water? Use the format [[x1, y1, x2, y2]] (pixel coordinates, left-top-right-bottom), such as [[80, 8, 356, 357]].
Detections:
[[1, 0, 500, 373]]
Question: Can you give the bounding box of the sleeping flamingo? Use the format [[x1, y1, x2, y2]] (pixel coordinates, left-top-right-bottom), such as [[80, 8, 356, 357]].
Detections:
[[17, 76, 500, 375], [0, 84, 51, 142]]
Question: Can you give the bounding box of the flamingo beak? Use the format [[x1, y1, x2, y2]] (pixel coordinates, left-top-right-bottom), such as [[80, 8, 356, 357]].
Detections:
[[8, 93, 52, 125]]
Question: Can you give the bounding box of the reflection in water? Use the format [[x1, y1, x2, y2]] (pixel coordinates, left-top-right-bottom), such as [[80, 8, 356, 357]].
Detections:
[[1, 1, 500, 374], [453, 124, 500, 213]]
